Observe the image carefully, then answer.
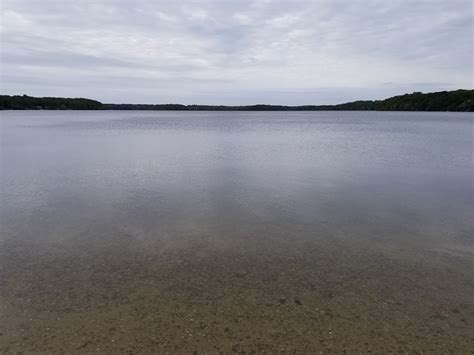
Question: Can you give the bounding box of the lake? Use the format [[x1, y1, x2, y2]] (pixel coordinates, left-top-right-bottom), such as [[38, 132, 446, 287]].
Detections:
[[1, 110, 473, 352]]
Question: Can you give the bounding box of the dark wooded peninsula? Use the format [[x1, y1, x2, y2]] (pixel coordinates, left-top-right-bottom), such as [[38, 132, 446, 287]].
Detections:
[[1, 89, 473, 111]]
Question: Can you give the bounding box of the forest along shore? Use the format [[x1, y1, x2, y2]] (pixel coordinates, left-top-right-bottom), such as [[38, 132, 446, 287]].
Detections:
[[1, 89, 473, 111]]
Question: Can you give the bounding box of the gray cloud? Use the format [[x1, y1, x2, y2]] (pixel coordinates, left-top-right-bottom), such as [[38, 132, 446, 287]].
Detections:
[[1, 0, 472, 104]]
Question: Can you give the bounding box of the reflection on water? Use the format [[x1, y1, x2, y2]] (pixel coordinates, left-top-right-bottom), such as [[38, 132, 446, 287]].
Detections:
[[1, 111, 473, 352]]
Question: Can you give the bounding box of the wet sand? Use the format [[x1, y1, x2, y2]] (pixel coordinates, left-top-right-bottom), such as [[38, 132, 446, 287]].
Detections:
[[1, 224, 473, 353]]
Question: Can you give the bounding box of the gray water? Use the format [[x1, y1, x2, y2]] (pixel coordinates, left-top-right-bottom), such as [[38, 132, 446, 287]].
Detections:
[[1, 110, 473, 352]]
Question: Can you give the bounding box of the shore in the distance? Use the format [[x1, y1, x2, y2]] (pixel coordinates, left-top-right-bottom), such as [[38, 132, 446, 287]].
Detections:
[[1, 89, 473, 111]]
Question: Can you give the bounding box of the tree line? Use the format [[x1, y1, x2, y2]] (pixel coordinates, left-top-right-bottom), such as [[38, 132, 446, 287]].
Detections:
[[0, 95, 103, 110], [1, 90, 472, 111]]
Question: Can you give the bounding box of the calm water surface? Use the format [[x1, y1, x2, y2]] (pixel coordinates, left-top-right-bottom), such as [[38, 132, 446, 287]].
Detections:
[[1, 111, 473, 352]]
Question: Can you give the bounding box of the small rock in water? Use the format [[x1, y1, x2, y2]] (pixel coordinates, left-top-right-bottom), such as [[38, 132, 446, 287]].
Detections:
[[294, 298, 302, 306], [279, 297, 286, 304]]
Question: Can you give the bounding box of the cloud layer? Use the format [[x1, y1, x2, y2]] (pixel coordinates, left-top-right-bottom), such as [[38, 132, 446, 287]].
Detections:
[[1, 0, 472, 104]]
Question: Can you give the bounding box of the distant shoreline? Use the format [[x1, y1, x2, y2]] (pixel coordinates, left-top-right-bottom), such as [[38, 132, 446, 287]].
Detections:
[[1, 89, 473, 112]]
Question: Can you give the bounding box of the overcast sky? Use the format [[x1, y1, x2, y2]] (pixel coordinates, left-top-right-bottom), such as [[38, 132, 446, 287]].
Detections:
[[1, 0, 472, 104]]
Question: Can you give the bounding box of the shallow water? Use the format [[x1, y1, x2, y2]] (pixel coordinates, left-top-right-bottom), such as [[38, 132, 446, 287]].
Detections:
[[1, 110, 473, 352]]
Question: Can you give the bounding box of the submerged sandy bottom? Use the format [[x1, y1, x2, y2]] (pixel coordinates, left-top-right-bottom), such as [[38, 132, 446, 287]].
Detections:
[[1, 224, 472, 353]]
